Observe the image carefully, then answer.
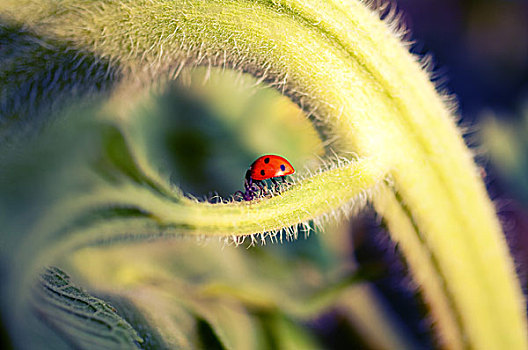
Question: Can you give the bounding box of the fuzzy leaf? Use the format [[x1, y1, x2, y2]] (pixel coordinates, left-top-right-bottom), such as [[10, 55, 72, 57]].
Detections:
[[32, 267, 142, 349]]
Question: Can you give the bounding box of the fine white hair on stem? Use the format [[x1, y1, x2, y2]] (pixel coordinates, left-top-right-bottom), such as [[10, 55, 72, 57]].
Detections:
[[360, 0, 460, 117], [217, 154, 381, 248]]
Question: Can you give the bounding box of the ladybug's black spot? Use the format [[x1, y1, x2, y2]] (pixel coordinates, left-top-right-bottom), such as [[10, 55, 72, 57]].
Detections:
[[264, 157, 270, 164], [260, 170, 265, 176], [280, 164, 286, 171]]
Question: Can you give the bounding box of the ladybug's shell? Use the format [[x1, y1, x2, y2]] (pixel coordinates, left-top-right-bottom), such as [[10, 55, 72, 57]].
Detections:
[[249, 155, 295, 181]]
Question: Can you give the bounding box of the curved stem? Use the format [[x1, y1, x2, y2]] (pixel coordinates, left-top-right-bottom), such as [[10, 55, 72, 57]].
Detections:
[[35, 156, 387, 252]]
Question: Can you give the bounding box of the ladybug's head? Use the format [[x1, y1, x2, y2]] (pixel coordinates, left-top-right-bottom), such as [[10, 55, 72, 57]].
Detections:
[[244, 169, 253, 183]]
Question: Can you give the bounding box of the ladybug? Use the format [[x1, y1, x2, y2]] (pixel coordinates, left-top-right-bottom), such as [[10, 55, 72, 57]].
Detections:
[[236, 155, 295, 201]]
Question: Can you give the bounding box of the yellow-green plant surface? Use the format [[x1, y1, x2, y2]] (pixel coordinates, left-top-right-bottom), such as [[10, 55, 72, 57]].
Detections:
[[0, 0, 526, 349]]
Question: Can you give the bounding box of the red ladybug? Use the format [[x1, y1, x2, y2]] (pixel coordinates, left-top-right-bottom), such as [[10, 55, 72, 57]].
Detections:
[[248, 155, 295, 181], [236, 155, 295, 201]]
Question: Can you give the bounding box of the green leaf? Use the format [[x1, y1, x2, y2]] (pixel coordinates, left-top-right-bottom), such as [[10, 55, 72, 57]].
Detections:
[[65, 235, 416, 350], [33, 267, 142, 349]]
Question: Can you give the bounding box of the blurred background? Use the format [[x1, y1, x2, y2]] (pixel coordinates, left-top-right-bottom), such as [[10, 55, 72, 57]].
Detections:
[[399, 0, 528, 120]]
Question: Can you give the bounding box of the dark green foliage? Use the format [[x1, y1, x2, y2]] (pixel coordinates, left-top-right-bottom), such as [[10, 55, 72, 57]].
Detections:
[[33, 267, 142, 349], [0, 21, 121, 142]]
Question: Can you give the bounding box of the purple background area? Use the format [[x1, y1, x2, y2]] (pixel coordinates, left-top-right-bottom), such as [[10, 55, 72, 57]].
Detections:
[[398, 0, 528, 120]]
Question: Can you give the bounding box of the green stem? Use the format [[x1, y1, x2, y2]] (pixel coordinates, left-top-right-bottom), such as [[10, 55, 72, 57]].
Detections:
[[35, 156, 387, 253]]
